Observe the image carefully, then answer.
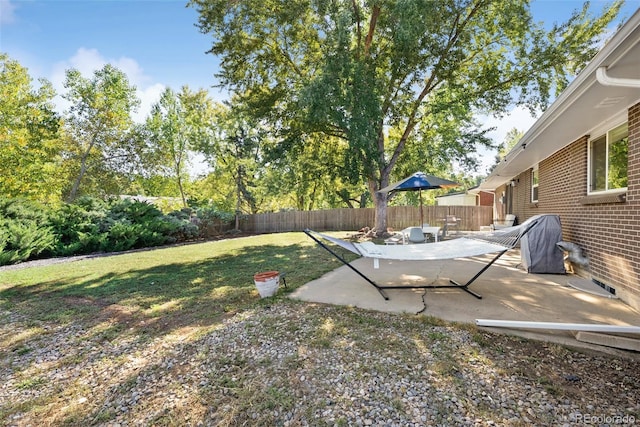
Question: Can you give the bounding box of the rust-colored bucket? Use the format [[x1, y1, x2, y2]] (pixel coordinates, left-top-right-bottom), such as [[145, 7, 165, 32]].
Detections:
[[253, 271, 279, 298]]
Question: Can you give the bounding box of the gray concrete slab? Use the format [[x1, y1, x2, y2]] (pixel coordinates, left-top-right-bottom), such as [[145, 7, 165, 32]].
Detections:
[[290, 250, 640, 354], [576, 332, 640, 352]]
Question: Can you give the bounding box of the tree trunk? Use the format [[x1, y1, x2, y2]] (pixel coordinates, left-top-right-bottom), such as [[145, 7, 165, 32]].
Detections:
[[177, 175, 187, 208], [67, 163, 87, 202], [235, 164, 241, 230], [369, 170, 390, 236], [374, 190, 388, 235], [67, 144, 94, 202]]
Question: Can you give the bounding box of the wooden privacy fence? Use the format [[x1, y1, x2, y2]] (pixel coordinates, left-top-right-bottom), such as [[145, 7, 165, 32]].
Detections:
[[240, 205, 493, 234]]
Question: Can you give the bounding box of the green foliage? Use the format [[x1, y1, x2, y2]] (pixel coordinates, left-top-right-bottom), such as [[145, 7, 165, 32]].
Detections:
[[0, 197, 212, 265], [50, 197, 109, 255], [63, 64, 141, 201], [191, 0, 622, 230], [196, 205, 235, 237], [0, 198, 56, 264], [164, 210, 201, 242], [146, 86, 217, 207], [0, 53, 66, 202], [488, 128, 524, 172], [200, 102, 264, 214]]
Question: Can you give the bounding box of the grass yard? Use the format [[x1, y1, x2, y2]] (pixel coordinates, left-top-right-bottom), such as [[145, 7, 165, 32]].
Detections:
[[1, 232, 639, 426], [0, 232, 351, 424], [0, 232, 346, 331]]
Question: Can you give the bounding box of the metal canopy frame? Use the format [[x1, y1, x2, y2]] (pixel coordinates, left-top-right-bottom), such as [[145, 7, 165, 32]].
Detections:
[[304, 220, 538, 301]]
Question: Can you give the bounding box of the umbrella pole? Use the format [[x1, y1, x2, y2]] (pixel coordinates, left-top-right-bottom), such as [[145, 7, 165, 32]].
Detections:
[[419, 188, 423, 226]]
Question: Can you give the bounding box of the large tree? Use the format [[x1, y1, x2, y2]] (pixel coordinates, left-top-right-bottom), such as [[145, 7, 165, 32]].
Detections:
[[191, 0, 620, 232], [146, 86, 215, 207], [63, 64, 140, 201], [203, 102, 368, 216], [0, 54, 65, 202], [200, 101, 264, 225]]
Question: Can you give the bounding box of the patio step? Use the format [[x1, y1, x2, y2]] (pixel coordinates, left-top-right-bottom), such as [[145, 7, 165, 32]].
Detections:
[[575, 331, 640, 352]]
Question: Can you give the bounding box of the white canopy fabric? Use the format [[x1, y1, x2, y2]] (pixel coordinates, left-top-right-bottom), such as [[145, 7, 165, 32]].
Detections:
[[353, 238, 507, 261], [310, 225, 525, 262], [304, 216, 548, 301]]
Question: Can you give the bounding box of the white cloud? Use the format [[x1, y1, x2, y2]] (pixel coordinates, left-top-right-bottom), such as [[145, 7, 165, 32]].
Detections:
[[50, 48, 163, 122], [0, 0, 16, 24], [134, 83, 165, 123], [472, 106, 540, 176]]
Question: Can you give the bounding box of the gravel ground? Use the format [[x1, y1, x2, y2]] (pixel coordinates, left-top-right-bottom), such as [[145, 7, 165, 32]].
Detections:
[[1, 300, 639, 426]]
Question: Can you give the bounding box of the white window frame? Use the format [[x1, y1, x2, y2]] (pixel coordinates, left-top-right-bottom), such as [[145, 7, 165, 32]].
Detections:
[[531, 166, 539, 203], [587, 121, 628, 195]]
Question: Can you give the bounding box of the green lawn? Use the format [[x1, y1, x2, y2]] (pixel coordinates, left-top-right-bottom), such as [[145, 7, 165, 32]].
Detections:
[[0, 232, 353, 336], [0, 231, 364, 424]]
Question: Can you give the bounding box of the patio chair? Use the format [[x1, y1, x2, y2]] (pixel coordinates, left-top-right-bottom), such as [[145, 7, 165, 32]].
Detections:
[[442, 215, 459, 237], [492, 214, 516, 230], [421, 223, 435, 242], [407, 226, 427, 243]]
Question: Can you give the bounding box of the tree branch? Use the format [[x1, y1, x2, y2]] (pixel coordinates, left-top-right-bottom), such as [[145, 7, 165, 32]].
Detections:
[[352, 0, 362, 55], [364, 5, 380, 57], [386, 0, 488, 174]]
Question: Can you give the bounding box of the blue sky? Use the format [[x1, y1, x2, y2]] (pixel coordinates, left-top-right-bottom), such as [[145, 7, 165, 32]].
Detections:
[[2, 0, 639, 173], [1, 0, 226, 122]]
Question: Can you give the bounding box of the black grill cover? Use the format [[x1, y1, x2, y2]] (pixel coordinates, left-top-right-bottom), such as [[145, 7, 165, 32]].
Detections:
[[520, 214, 566, 274]]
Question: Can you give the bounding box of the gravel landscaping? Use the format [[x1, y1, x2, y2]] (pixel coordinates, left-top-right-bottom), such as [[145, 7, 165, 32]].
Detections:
[[2, 300, 639, 426]]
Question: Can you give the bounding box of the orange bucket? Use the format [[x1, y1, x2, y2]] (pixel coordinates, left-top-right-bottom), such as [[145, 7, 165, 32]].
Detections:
[[253, 271, 280, 298]]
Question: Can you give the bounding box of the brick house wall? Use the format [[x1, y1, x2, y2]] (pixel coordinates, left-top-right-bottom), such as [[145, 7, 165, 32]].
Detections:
[[478, 191, 494, 207], [509, 101, 640, 311]]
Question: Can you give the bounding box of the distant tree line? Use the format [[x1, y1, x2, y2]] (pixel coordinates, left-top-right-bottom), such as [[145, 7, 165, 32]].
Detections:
[[0, 53, 378, 214]]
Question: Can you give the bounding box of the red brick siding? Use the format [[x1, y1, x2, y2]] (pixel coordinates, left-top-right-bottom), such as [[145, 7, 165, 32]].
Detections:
[[478, 191, 494, 206], [510, 102, 640, 310]]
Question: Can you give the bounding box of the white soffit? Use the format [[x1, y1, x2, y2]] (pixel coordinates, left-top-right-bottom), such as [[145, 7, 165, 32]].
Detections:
[[481, 9, 640, 190]]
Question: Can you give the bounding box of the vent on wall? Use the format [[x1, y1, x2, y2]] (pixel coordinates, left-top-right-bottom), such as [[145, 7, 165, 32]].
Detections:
[[594, 96, 625, 109], [593, 278, 616, 295]]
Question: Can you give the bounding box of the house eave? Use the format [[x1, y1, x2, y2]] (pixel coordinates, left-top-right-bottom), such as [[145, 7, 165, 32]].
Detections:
[[480, 8, 640, 191]]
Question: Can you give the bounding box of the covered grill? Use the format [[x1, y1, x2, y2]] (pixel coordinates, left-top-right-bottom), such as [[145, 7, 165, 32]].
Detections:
[[520, 214, 566, 274]]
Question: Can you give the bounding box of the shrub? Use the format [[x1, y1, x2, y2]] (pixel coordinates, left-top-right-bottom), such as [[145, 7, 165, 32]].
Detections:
[[196, 206, 235, 237], [50, 197, 109, 255], [101, 222, 144, 252], [0, 198, 56, 265], [0, 196, 216, 265], [165, 209, 199, 242]]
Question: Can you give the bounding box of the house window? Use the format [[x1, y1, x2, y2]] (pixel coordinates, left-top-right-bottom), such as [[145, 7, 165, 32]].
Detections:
[[588, 122, 628, 194], [531, 166, 539, 202]]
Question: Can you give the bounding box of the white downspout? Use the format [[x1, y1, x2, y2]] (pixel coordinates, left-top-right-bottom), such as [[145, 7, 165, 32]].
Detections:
[[476, 319, 640, 333], [596, 66, 640, 88]]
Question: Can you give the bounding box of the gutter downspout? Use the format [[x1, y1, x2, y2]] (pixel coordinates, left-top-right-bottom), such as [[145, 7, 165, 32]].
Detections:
[[596, 66, 640, 88]]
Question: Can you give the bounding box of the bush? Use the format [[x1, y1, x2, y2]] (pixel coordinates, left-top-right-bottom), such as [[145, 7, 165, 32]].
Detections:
[[0, 198, 56, 265], [196, 206, 235, 237], [0, 196, 230, 265], [50, 197, 109, 255], [165, 209, 199, 242], [101, 222, 145, 252], [101, 199, 197, 250]]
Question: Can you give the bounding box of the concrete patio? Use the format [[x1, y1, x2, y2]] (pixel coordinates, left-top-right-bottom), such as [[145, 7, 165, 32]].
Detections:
[[290, 249, 640, 356]]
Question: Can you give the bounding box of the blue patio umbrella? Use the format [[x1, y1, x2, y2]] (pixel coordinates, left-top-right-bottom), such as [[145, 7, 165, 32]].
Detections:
[[378, 172, 460, 225]]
